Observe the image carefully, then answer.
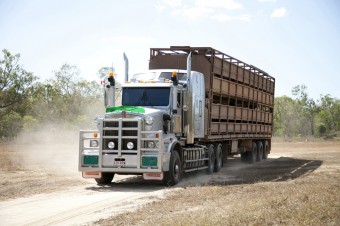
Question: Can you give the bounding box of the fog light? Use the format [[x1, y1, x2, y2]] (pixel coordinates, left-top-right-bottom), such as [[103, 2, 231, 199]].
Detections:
[[108, 141, 115, 149], [148, 141, 155, 148], [90, 140, 99, 147], [127, 142, 134, 149]]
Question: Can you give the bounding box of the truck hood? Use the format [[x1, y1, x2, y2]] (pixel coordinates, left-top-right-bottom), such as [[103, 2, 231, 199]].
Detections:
[[104, 106, 168, 132], [105, 106, 167, 118]]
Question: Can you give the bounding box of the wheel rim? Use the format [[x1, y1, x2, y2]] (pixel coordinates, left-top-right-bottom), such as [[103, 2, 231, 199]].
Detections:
[[218, 152, 222, 167], [174, 160, 180, 179], [175, 164, 179, 174], [210, 152, 215, 171]]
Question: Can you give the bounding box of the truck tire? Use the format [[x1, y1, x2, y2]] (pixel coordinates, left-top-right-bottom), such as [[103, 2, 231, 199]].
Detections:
[[207, 144, 215, 174], [214, 143, 223, 172], [241, 151, 248, 163], [247, 142, 257, 164], [163, 151, 182, 186], [263, 140, 269, 159], [256, 141, 263, 162], [95, 173, 115, 185]]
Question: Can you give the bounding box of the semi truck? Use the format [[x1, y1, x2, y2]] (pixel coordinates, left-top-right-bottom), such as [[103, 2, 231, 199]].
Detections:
[[78, 46, 275, 186]]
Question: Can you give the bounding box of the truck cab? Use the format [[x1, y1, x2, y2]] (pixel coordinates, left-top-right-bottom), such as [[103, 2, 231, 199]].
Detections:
[[79, 68, 207, 185]]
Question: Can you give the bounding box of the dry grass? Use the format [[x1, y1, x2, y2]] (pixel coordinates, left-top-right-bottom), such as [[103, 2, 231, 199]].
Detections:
[[96, 141, 340, 226]]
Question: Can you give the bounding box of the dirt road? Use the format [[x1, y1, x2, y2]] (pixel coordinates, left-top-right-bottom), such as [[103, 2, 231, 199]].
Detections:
[[1, 140, 339, 225], [0, 176, 170, 226]]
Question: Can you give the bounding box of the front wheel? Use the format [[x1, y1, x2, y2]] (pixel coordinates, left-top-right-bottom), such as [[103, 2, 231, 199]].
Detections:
[[163, 151, 182, 186], [95, 173, 115, 185]]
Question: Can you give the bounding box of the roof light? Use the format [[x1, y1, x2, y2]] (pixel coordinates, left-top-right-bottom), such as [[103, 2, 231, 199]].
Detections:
[[171, 71, 178, 85], [109, 72, 114, 77]]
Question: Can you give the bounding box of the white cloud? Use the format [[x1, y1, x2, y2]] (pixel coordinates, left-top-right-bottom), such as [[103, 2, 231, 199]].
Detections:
[[212, 13, 251, 22], [172, 6, 214, 19], [257, 0, 277, 2], [195, 0, 242, 10], [155, 0, 183, 12], [162, 0, 183, 8], [271, 7, 287, 18], [156, 0, 247, 21]]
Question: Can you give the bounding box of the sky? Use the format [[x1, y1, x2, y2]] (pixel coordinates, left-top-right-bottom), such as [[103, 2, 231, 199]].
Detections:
[[0, 0, 339, 100]]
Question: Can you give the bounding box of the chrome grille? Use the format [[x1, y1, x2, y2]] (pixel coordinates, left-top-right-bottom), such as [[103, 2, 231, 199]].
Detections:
[[102, 118, 141, 155]]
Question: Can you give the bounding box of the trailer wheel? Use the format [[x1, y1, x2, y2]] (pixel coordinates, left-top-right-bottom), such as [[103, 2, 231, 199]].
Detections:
[[207, 144, 215, 174], [263, 140, 269, 159], [256, 141, 263, 162], [163, 151, 182, 186], [247, 142, 257, 164], [241, 151, 248, 163], [95, 173, 115, 185], [214, 144, 223, 172]]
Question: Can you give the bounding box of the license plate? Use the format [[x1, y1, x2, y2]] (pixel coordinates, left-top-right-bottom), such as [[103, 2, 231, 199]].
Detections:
[[113, 161, 126, 165]]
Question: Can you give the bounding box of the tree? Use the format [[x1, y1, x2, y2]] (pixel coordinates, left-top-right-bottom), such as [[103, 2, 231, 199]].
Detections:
[[317, 95, 340, 134], [0, 49, 37, 114], [0, 49, 37, 137], [273, 96, 300, 137], [274, 85, 339, 138], [292, 85, 319, 136], [32, 64, 103, 126]]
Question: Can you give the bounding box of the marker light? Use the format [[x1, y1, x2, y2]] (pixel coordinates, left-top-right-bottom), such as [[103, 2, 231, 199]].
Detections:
[[171, 71, 178, 85], [93, 132, 98, 138]]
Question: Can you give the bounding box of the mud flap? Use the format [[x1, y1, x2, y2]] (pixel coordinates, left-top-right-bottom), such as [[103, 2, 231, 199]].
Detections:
[[143, 172, 164, 180], [82, 171, 101, 179]]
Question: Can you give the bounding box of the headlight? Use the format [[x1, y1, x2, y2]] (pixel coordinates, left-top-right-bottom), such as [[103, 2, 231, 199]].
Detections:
[[148, 141, 155, 148], [90, 140, 99, 147], [108, 141, 115, 149], [127, 142, 134, 149], [145, 116, 154, 125]]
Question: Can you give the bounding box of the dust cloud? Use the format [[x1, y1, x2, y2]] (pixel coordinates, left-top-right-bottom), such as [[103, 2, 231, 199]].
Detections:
[[11, 123, 87, 176]]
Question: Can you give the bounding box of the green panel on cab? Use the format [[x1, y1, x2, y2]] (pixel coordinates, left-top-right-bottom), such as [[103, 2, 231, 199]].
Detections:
[[83, 155, 99, 165], [142, 156, 158, 166]]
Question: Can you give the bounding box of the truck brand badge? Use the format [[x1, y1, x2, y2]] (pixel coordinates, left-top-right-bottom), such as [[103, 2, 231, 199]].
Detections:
[[122, 110, 126, 118]]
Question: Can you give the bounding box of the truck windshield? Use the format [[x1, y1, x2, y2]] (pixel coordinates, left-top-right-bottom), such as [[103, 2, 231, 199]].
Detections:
[[122, 87, 170, 106]]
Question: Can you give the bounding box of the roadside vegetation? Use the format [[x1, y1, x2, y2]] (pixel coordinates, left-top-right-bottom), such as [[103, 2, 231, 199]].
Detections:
[[0, 49, 104, 139]]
